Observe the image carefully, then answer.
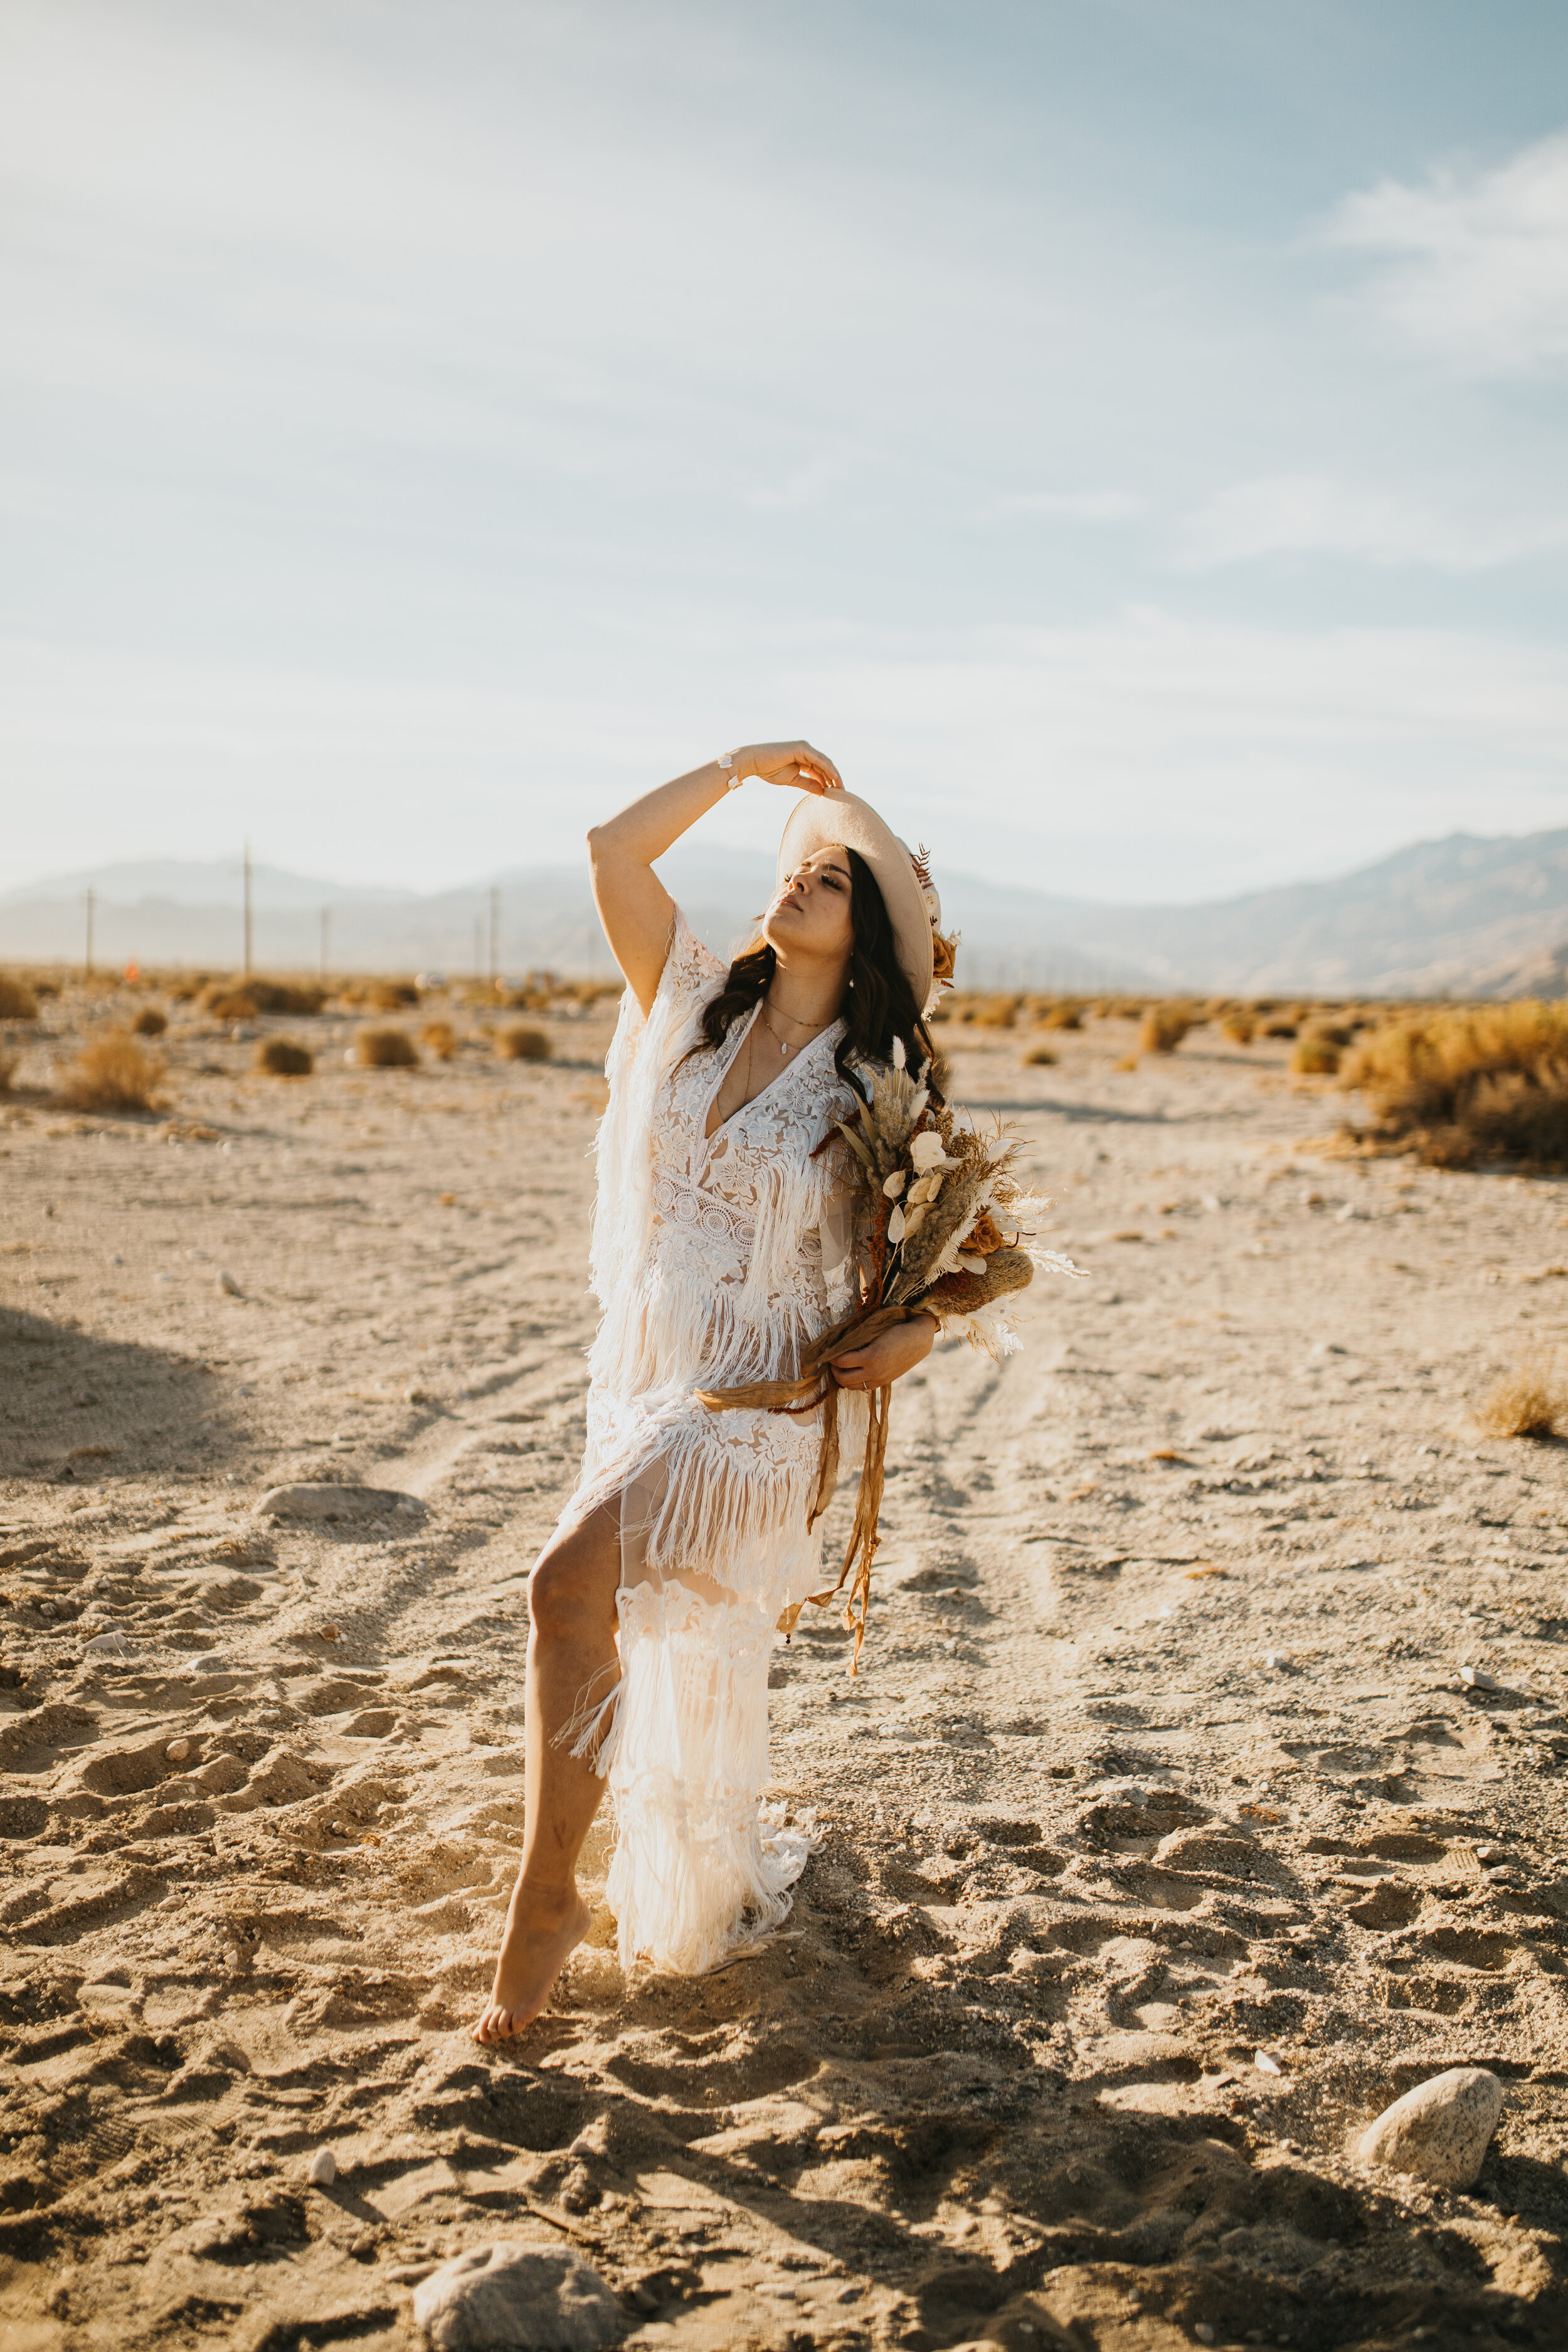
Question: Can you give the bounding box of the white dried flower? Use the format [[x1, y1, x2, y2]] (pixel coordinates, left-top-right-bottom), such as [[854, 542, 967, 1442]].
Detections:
[[892, 1035, 906, 1069], [887, 1204, 907, 1244], [956, 1251, 986, 1273], [910, 1130, 956, 1174], [882, 1170, 907, 1199], [903, 1203, 928, 1236]]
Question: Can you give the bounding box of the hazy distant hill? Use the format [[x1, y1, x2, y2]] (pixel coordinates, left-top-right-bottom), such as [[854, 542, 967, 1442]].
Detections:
[[4, 829, 1566, 996]]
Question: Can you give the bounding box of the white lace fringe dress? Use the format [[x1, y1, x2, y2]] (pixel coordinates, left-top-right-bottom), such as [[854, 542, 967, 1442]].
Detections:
[[554, 910, 869, 1977]]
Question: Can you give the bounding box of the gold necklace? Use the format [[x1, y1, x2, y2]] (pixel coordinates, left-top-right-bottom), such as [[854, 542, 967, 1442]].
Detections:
[[762, 997, 829, 1058]]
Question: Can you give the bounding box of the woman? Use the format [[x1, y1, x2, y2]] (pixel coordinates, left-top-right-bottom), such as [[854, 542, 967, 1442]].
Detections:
[[472, 741, 952, 2042]]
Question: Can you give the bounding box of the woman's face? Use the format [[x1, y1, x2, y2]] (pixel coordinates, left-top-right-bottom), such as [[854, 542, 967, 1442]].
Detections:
[[761, 848, 855, 968]]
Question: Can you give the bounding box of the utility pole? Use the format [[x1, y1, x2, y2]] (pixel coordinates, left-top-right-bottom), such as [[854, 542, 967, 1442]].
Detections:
[[84, 887, 94, 980], [319, 907, 330, 980], [474, 916, 483, 979], [488, 885, 500, 985], [243, 841, 253, 977]]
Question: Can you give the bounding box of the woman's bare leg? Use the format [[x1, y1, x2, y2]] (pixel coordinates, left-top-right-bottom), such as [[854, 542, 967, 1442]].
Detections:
[[471, 1505, 622, 2043]]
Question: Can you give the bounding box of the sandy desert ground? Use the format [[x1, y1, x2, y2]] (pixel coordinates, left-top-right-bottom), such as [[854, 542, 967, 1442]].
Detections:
[[1, 980, 1567, 2352]]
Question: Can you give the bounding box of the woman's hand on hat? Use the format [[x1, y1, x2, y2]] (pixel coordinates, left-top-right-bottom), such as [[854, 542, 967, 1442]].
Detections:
[[737, 741, 843, 795], [828, 1313, 937, 1391]]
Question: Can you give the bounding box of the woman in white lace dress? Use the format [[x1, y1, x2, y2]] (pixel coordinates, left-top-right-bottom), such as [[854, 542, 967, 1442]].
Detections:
[[472, 741, 948, 2042]]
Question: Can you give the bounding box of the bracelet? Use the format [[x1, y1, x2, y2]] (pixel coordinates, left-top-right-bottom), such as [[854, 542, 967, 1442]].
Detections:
[[717, 750, 743, 793]]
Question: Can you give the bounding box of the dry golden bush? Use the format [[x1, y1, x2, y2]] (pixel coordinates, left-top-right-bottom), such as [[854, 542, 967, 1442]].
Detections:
[[338, 977, 419, 1010], [1039, 1002, 1083, 1031], [1140, 1002, 1194, 1055], [1262, 1019, 1298, 1039], [1475, 1362, 1563, 1440], [1339, 999, 1568, 1168], [0, 975, 40, 1019], [355, 1027, 418, 1068], [497, 1022, 549, 1062], [201, 978, 326, 1020], [131, 1005, 167, 1036], [1022, 1043, 1058, 1066], [1221, 1009, 1256, 1045], [975, 993, 1022, 1029], [419, 1020, 457, 1061], [1291, 1032, 1342, 1076], [1091, 995, 1144, 1022], [0, 1050, 17, 1094], [58, 1031, 166, 1113], [1114, 1050, 1140, 1072], [255, 1037, 313, 1076]]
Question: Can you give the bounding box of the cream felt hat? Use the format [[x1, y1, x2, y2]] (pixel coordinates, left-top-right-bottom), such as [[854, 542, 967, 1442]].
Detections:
[[775, 790, 940, 1018]]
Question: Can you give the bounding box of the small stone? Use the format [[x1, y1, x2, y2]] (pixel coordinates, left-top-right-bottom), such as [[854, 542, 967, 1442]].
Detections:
[[82, 1631, 135, 1658], [254, 1483, 418, 1522], [1255, 2051, 1284, 2075], [1476, 1844, 1505, 1863], [307, 2148, 337, 2186], [1460, 1665, 1497, 1690], [1356, 2067, 1503, 2190], [216, 1271, 243, 1296], [1263, 1650, 1290, 1671], [166, 1739, 191, 1764], [413, 2243, 622, 2350], [1195, 2328, 1217, 2346]]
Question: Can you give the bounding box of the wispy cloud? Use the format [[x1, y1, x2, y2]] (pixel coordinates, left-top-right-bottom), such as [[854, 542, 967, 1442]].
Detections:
[[1176, 473, 1568, 571], [1327, 129, 1568, 376], [993, 490, 1144, 522]]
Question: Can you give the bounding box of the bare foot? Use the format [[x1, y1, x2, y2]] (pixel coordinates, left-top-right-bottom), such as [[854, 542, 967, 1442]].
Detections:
[[470, 1890, 592, 2043]]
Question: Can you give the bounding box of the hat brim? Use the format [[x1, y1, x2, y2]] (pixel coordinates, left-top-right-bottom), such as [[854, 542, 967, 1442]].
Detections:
[[775, 790, 934, 1019]]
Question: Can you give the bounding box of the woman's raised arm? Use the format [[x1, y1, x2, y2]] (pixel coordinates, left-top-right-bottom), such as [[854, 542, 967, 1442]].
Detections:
[[587, 741, 843, 1015]]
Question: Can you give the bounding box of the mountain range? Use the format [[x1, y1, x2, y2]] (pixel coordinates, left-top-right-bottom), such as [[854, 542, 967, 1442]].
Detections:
[[3, 829, 1564, 998]]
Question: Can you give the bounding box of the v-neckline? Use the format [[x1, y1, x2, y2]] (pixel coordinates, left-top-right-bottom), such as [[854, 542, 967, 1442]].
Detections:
[[699, 1004, 840, 1150]]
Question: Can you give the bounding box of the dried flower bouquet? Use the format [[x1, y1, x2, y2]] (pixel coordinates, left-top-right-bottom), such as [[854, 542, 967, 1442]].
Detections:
[[699, 1041, 1078, 1664]]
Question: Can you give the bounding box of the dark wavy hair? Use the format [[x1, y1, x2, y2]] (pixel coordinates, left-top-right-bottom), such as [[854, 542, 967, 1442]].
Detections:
[[691, 847, 938, 1099]]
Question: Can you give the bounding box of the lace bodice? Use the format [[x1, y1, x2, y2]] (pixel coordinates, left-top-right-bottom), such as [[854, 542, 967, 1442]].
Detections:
[[590, 911, 861, 1383], [645, 917, 856, 1310]]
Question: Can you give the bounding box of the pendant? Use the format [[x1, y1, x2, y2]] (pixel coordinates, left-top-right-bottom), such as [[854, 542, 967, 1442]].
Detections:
[[781, 1039, 788, 1056]]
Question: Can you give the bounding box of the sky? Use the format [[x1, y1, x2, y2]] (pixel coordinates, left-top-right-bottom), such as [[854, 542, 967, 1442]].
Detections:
[[4, 0, 1568, 904]]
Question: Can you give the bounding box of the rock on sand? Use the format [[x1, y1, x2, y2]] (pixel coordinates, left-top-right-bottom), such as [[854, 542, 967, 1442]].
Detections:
[[1356, 2067, 1504, 2189], [253, 1483, 420, 1522], [411, 2243, 622, 2351]]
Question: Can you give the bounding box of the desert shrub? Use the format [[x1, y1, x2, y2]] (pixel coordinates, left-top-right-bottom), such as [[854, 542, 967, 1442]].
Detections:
[[973, 994, 1022, 1029], [1476, 1362, 1562, 1440], [339, 978, 419, 1010], [0, 975, 40, 1019], [1140, 1002, 1194, 1055], [200, 978, 326, 1020], [355, 1027, 418, 1068], [131, 1006, 167, 1036], [1023, 1044, 1058, 1066], [1339, 1000, 1568, 1168], [58, 1031, 165, 1113], [1291, 1032, 1341, 1076], [1040, 1002, 1083, 1031], [497, 1023, 549, 1062], [1221, 1009, 1256, 1045], [1091, 995, 1143, 1021], [256, 1037, 313, 1076], [0, 1051, 17, 1094], [419, 1020, 457, 1061]]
